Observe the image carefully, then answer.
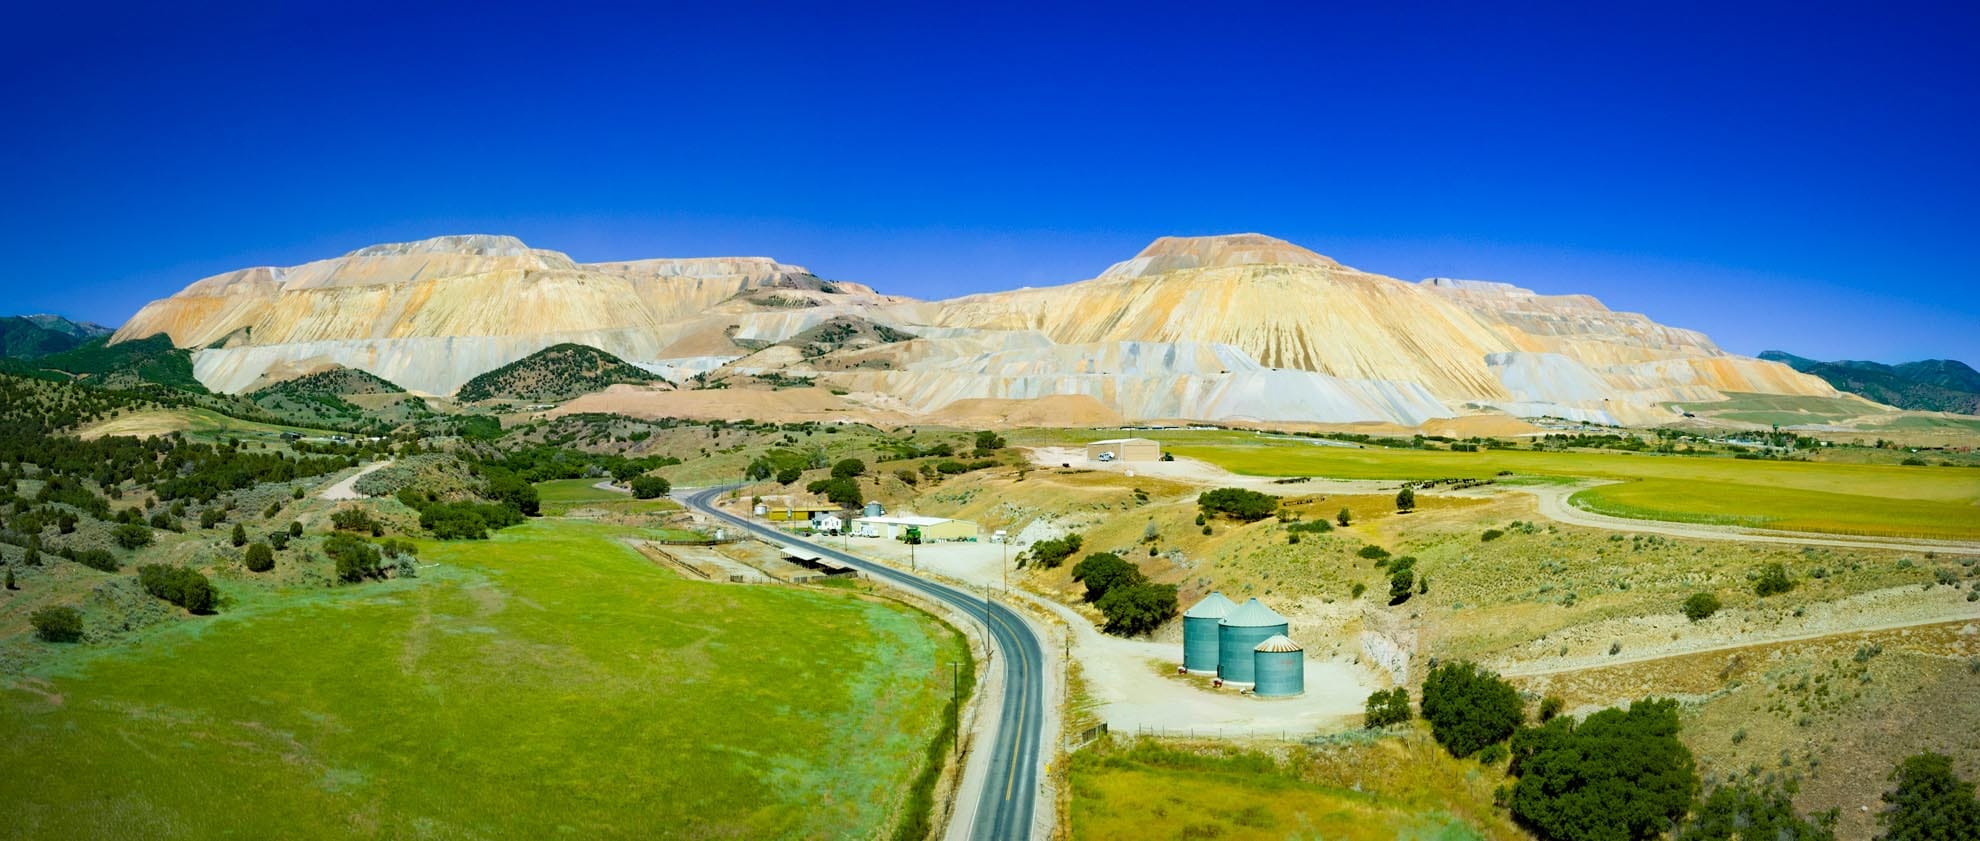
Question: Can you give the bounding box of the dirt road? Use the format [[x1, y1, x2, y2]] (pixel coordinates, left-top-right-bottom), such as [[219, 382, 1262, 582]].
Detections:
[[319, 459, 393, 501]]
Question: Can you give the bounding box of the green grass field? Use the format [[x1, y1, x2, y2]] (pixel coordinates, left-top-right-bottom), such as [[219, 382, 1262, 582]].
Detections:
[[1069, 736, 1503, 841], [0, 519, 964, 839], [533, 478, 683, 515], [1018, 429, 1980, 539]]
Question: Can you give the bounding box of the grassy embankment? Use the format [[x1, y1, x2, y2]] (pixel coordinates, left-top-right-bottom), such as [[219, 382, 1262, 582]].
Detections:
[[532, 477, 685, 517], [1070, 734, 1518, 840], [0, 518, 966, 839], [1020, 429, 1980, 540]]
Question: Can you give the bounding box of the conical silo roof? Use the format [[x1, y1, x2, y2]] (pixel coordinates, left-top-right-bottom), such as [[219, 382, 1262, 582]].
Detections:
[[1220, 598, 1287, 628], [1184, 591, 1237, 619], [1254, 634, 1302, 653]]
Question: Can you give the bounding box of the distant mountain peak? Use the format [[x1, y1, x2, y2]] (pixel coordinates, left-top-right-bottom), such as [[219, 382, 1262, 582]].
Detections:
[[344, 234, 535, 258], [1761, 350, 1979, 414], [1100, 233, 1341, 279]]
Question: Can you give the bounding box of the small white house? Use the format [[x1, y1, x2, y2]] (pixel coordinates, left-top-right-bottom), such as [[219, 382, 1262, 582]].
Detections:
[[811, 512, 844, 534]]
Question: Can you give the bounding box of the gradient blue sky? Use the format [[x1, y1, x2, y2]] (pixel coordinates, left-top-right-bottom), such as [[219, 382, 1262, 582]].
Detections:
[[3, 1, 1975, 363]]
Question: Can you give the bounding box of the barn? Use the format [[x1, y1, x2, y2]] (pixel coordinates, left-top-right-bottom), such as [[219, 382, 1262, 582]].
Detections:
[[1085, 437, 1161, 462]]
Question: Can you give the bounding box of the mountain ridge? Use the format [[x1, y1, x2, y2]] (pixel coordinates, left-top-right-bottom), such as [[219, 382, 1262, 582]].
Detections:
[[1759, 351, 1980, 415], [109, 232, 1850, 426]]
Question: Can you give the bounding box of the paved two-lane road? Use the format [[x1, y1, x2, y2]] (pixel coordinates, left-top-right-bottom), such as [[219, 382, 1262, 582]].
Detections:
[[682, 487, 1046, 840]]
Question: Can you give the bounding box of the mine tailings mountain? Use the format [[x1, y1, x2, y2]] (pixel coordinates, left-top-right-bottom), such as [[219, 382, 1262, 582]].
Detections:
[[112, 232, 1846, 427], [1760, 351, 1980, 415]]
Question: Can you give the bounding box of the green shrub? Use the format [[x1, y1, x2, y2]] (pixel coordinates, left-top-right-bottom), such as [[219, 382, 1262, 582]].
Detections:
[[331, 507, 376, 532], [244, 542, 275, 572], [1539, 696, 1564, 722], [230, 523, 247, 547], [1364, 687, 1411, 727], [1337, 508, 1351, 527], [831, 458, 866, 479], [1395, 487, 1415, 513], [1481, 528, 1505, 542], [1028, 534, 1083, 569], [325, 534, 383, 582], [1095, 582, 1177, 636], [112, 523, 153, 549], [776, 467, 802, 485], [30, 605, 83, 642], [1198, 488, 1279, 522], [1877, 751, 1980, 841], [1509, 698, 1698, 841], [1421, 661, 1523, 758], [1071, 553, 1145, 603], [629, 475, 671, 499], [1358, 545, 1390, 561], [1755, 563, 1794, 597], [72, 548, 118, 572], [1682, 591, 1722, 622], [1677, 779, 1839, 841], [138, 564, 217, 613]]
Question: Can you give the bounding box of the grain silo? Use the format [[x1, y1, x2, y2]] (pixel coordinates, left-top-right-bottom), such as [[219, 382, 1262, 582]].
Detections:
[[1182, 592, 1237, 674], [1251, 635, 1305, 697], [1217, 598, 1288, 685]]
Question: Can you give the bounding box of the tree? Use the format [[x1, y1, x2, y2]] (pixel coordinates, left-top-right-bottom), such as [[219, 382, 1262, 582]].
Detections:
[[1509, 698, 1697, 841], [1678, 780, 1836, 841], [630, 475, 672, 499], [485, 474, 540, 516], [974, 430, 1006, 452], [1388, 556, 1418, 605], [1364, 687, 1412, 727], [1337, 508, 1352, 527], [1198, 488, 1279, 522], [112, 523, 153, 549], [1682, 592, 1722, 622], [1877, 752, 1980, 841], [1539, 696, 1564, 722], [803, 476, 861, 508], [30, 605, 83, 642], [1095, 582, 1177, 636], [325, 534, 383, 583], [831, 458, 866, 479], [1396, 486, 1416, 513], [1755, 563, 1794, 597], [1071, 553, 1145, 603], [288, 521, 303, 537], [1420, 661, 1524, 758], [776, 466, 803, 485], [137, 564, 217, 613], [244, 542, 275, 573], [1028, 533, 1083, 568], [231, 522, 247, 547]]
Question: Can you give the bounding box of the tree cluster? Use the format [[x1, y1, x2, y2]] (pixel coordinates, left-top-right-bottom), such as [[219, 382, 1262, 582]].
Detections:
[[1197, 488, 1279, 522], [138, 564, 217, 613]]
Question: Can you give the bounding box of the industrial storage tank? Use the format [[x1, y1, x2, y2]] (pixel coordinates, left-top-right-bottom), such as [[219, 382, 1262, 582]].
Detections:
[[1182, 592, 1237, 674], [1252, 635, 1305, 697], [1217, 598, 1289, 685]]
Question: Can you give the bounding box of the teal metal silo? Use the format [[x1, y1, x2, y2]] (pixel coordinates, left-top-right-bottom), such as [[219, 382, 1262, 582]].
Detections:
[[1182, 592, 1236, 674], [1217, 598, 1288, 685], [1251, 634, 1305, 697]]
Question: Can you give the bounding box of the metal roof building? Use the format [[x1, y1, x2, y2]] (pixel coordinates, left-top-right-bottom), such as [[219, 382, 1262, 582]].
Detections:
[[1251, 634, 1305, 697], [849, 515, 980, 542], [1182, 591, 1237, 674], [1217, 598, 1288, 685]]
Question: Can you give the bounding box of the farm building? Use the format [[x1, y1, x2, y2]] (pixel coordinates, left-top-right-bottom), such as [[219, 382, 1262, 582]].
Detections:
[[812, 512, 843, 533], [1085, 437, 1161, 462], [851, 515, 979, 541], [763, 504, 840, 523]]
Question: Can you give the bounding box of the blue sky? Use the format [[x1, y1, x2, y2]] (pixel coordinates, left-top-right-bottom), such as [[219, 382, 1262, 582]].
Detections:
[[2, 1, 1975, 363]]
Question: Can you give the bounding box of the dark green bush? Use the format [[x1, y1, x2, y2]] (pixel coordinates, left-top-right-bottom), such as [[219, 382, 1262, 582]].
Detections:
[[244, 542, 275, 572], [1095, 582, 1177, 636], [1198, 488, 1278, 522], [1028, 533, 1083, 569], [30, 605, 83, 642], [1509, 698, 1697, 841], [1071, 552, 1145, 603], [1754, 563, 1794, 597], [629, 475, 671, 499], [112, 523, 153, 549], [1682, 592, 1722, 622], [138, 564, 216, 613], [1364, 687, 1411, 727], [1421, 661, 1523, 758]]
